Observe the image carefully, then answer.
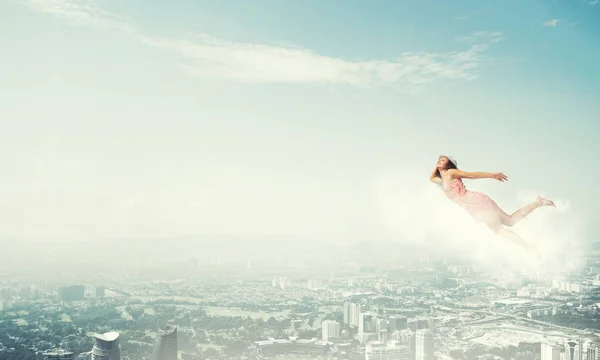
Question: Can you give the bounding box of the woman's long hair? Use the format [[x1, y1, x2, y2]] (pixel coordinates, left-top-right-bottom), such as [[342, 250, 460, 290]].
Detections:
[[434, 158, 457, 178]]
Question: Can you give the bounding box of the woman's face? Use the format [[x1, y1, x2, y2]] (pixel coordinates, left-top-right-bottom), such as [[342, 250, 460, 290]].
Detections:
[[436, 156, 449, 169]]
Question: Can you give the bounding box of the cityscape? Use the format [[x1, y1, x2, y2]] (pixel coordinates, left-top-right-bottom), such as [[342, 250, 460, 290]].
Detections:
[[2, 238, 600, 360]]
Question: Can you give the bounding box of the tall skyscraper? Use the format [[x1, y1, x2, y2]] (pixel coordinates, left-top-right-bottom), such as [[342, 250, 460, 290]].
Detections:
[[152, 325, 178, 360], [307, 278, 321, 289], [359, 313, 374, 335], [416, 318, 429, 330], [586, 342, 600, 360], [374, 318, 387, 334], [58, 285, 85, 302], [352, 303, 363, 327], [343, 302, 350, 324], [565, 340, 583, 360], [541, 343, 561, 360], [407, 319, 418, 332], [0, 287, 13, 301], [91, 332, 121, 360], [344, 302, 363, 327], [378, 329, 389, 345], [398, 329, 416, 354], [321, 320, 340, 342], [415, 329, 434, 360], [388, 315, 408, 332]]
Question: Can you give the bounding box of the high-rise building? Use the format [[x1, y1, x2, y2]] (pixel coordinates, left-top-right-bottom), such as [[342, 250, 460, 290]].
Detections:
[[321, 320, 340, 342], [416, 318, 429, 330], [91, 332, 121, 360], [153, 325, 178, 360], [343, 302, 363, 327], [378, 329, 389, 345], [19, 286, 39, 300], [374, 318, 387, 334], [541, 343, 561, 360], [343, 302, 350, 324], [278, 277, 291, 289], [42, 349, 75, 360], [0, 287, 12, 301], [398, 328, 415, 354], [407, 318, 418, 331], [365, 341, 410, 360], [388, 315, 407, 332], [565, 340, 583, 360], [351, 303, 363, 327], [307, 278, 322, 289], [415, 329, 434, 360], [585, 342, 600, 360], [58, 285, 85, 302], [95, 286, 106, 298], [359, 313, 374, 335]]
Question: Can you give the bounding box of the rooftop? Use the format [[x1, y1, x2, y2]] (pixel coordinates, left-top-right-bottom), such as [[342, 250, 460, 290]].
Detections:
[[158, 325, 177, 336], [94, 331, 120, 342]]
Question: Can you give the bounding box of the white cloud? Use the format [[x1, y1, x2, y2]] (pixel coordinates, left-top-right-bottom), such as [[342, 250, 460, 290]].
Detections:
[[456, 31, 505, 44], [586, 0, 598, 5], [20, 0, 505, 88], [145, 34, 499, 86], [22, 0, 137, 33], [375, 170, 586, 276], [543, 19, 560, 27]]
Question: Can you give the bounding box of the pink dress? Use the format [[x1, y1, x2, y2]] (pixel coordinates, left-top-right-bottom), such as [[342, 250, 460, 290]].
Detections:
[[442, 178, 501, 223]]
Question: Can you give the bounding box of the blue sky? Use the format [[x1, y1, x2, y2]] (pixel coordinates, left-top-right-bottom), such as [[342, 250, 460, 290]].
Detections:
[[0, 0, 598, 242]]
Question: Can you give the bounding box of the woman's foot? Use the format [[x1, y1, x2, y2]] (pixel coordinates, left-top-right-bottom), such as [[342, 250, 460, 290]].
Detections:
[[537, 196, 556, 207]]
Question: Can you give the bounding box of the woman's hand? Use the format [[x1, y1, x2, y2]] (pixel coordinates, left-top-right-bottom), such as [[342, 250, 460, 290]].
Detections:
[[493, 172, 508, 182]]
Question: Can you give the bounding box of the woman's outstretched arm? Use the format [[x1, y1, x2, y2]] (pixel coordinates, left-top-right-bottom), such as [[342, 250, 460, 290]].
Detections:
[[448, 169, 507, 182]]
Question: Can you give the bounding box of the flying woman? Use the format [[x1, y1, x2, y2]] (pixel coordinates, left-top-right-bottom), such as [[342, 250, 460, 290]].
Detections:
[[430, 155, 555, 255]]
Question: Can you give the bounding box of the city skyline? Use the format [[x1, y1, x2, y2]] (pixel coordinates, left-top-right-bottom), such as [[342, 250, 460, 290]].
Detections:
[[5, 249, 600, 360], [1, 0, 599, 249]]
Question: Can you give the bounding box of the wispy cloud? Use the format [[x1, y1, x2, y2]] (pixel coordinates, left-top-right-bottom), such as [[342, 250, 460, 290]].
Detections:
[[21, 0, 137, 33], [452, 9, 488, 22], [456, 31, 505, 44], [543, 19, 561, 27], [20, 0, 506, 88], [586, 0, 598, 5], [143, 33, 503, 87]]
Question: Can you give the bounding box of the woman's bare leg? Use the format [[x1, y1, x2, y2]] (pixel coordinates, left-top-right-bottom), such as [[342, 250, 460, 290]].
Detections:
[[501, 196, 556, 227], [487, 223, 539, 258], [488, 224, 529, 250]]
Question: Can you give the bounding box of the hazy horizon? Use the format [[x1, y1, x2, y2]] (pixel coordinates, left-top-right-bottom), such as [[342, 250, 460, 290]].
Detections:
[[1, 0, 599, 273]]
